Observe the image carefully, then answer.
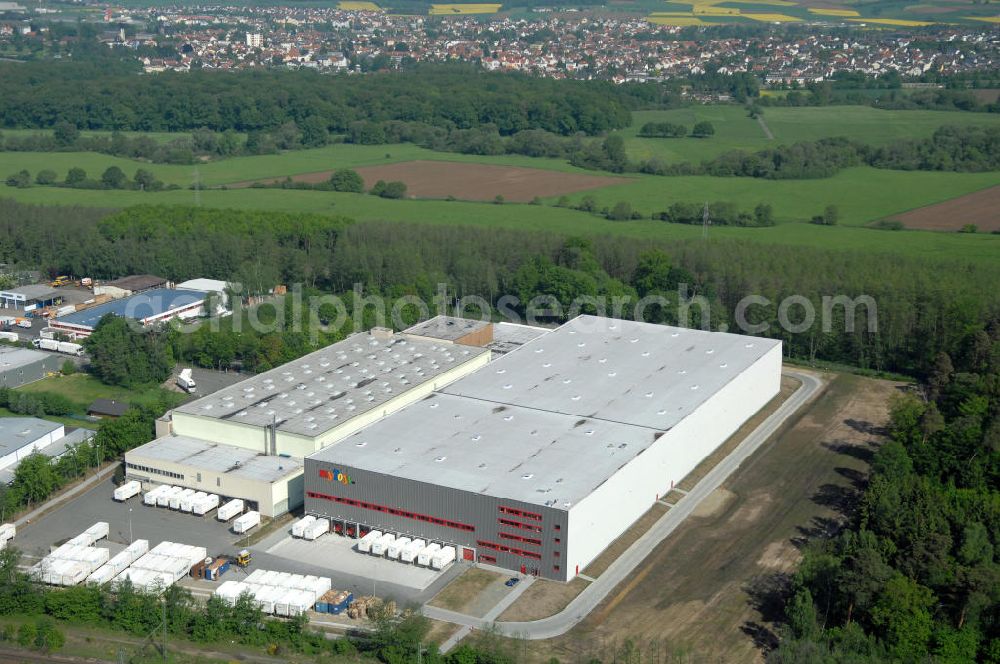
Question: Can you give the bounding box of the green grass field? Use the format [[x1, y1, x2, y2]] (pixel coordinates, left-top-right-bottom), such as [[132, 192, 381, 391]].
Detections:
[[622, 106, 1000, 163], [17, 373, 184, 413], [1, 181, 996, 264], [0, 142, 590, 188], [1, 105, 998, 266]]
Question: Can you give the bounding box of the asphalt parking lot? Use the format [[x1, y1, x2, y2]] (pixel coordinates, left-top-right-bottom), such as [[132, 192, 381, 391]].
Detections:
[[16, 476, 462, 605]]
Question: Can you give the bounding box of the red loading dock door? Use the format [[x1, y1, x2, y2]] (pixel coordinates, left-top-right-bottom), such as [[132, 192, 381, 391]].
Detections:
[[462, 548, 475, 561]]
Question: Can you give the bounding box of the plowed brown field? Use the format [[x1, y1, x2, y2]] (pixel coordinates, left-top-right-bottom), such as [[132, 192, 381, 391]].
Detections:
[[885, 184, 1000, 232]]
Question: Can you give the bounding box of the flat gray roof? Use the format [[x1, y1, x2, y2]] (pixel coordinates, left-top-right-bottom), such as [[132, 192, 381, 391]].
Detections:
[[312, 392, 658, 509], [3, 284, 57, 301], [0, 346, 49, 372], [0, 417, 62, 456], [175, 332, 490, 438], [403, 315, 490, 342], [127, 434, 303, 483], [487, 321, 550, 355], [443, 315, 780, 431], [311, 316, 781, 508]]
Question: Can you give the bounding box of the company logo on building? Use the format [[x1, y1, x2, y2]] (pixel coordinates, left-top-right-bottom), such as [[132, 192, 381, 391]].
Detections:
[[319, 468, 354, 485]]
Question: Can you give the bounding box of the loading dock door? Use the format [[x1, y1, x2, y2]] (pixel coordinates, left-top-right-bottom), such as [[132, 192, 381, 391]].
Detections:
[[462, 547, 474, 561]]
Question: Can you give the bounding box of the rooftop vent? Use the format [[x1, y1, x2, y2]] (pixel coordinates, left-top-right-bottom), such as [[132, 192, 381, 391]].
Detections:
[[521, 473, 534, 480], [355, 441, 367, 447], [435, 456, 447, 462], [496, 368, 506, 374], [690, 385, 700, 391]]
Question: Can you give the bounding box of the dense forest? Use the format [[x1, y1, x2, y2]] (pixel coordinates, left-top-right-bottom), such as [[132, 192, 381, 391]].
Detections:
[[0, 63, 639, 136], [3, 200, 998, 380], [770, 333, 1000, 662]]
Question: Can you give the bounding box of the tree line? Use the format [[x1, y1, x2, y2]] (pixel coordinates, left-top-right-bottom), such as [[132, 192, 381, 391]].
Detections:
[[3, 200, 998, 380], [770, 328, 1000, 662], [0, 62, 635, 137], [6, 166, 169, 192]]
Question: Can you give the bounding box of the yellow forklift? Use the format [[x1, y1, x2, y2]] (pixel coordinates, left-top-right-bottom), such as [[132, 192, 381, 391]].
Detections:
[[235, 549, 252, 568]]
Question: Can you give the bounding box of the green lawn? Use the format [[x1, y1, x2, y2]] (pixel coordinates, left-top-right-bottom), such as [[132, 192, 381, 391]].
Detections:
[[621, 106, 1000, 164], [17, 373, 184, 413]]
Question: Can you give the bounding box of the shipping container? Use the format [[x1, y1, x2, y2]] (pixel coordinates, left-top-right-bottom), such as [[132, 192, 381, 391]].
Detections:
[[113, 480, 142, 502], [302, 519, 329, 541], [169, 488, 195, 510], [157, 486, 182, 507], [143, 485, 168, 506], [204, 557, 230, 581], [232, 510, 261, 534], [216, 498, 244, 522], [357, 530, 382, 554], [417, 543, 441, 567], [401, 539, 425, 564], [291, 515, 316, 538], [387, 537, 411, 560], [431, 546, 457, 570], [192, 494, 220, 516]]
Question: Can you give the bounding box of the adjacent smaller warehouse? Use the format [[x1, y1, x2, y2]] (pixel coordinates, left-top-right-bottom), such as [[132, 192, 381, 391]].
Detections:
[[0, 284, 61, 312], [0, 427, 94, 485], [0, 346, 62, 388], [93, 274, 168, 299], [50, 288, 208, 338], [0, 417, 65, 472], [124, 435, 304, 517]]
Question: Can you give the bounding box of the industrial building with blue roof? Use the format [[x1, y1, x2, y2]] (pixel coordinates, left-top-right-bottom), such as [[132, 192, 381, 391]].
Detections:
[[50, 288, 208, 337]]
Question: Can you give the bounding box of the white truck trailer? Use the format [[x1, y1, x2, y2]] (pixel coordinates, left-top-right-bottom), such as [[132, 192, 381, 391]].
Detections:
[[113, 480, 142, 502], [232, 510, 261, 534], [216, 499, 244, 522]]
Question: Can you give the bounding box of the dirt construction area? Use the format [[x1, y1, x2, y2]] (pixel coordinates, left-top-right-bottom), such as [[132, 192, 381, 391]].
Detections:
[[484, 372, 904, 663], [885, 184, 1000, 232]]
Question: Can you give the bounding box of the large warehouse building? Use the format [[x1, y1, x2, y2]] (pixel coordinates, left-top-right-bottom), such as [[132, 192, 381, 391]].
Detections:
[[305, 316, 781, 581], [124, 328, 491, 516], [50, 288, 208, 338]]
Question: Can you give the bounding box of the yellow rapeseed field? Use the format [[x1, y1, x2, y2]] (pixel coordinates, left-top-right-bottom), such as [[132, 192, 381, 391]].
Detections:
[[429, 3, 502, 14], [808, 8, 860, 17], [743, 12, 802, 21], [848, 17, 933, 26], [967, 16, 1000, 23], [338, 1, 380, 9], [646, 14, 708, 24]]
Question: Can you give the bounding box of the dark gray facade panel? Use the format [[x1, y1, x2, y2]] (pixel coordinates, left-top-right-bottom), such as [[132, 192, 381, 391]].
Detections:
[[0, 356, 59, 388], [305, 458, 570, 580]]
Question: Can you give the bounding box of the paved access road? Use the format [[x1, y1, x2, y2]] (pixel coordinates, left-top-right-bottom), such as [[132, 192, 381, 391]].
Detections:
[[423, 369, 824, 640]]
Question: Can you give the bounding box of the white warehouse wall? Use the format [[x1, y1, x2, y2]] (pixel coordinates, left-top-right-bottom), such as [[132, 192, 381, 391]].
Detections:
[[0, 424, 66, 471], [565, 343, 782, 580]]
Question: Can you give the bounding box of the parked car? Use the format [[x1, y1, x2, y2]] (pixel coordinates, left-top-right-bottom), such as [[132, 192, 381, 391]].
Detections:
[[505, 577, 520, 588]]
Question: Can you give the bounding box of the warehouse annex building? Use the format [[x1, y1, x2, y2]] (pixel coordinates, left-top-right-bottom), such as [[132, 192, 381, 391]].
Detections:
[[305, 315, 782, 581], [0, 346, 62, 388], [124, 328, 491, 516]]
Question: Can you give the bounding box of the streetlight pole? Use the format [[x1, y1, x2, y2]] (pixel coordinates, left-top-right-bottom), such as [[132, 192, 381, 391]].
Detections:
[[128, 507, 133, 545]]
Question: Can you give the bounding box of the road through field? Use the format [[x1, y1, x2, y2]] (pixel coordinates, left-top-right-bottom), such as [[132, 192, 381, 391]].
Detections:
[[422, 368, 824, 641]]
